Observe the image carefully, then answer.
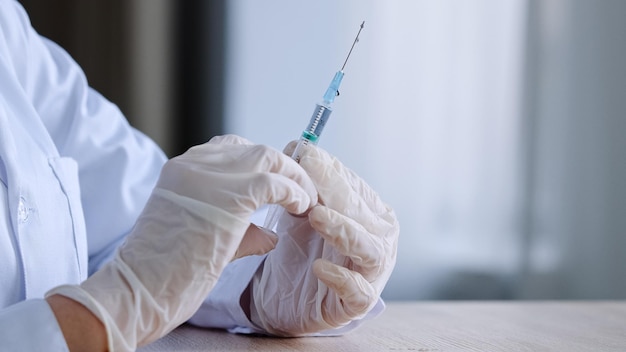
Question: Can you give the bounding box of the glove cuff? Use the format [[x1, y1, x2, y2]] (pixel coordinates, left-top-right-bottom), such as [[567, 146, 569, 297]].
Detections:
[[47, 188, 255, 351], [47, 283, 132, 352]]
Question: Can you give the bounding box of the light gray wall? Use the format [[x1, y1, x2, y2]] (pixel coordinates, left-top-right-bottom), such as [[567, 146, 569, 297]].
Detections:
[[225, 0, 626, 300], [224, 0, 527, 300], [520, 0, 626, 298]]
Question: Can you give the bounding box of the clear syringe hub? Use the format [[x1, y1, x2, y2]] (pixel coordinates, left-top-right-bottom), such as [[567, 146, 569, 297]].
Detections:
[[323, 71, 344, 104]]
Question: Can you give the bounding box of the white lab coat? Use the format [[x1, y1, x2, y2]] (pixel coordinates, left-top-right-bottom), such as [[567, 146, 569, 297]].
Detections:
[[0, 1, 379, 349]]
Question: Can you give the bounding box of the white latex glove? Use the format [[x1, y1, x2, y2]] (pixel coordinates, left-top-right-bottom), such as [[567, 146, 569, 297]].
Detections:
[[47, 135, 317, 351], [249, 142, 399, 336]]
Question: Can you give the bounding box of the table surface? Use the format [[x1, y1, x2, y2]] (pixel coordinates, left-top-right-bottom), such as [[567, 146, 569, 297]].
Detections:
[[139, 301, 626, 351]]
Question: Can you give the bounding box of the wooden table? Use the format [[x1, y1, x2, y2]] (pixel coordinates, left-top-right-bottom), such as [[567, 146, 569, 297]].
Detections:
[[139, 301, 626, 351]]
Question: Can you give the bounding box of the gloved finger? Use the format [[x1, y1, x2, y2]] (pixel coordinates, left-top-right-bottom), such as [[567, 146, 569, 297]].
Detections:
[[208, 134, 254, 146], [248, 172, 317, 216], [282, 140, 297, 154], [162, 143, 318, 216], [159, 166, 314, 219], [232, 224, 278, 260], [183, 142, 289, 174], [179, 143, 317, 201], [309, 205, 390, 281], [312, 259, 378, 319], [292, 143, 390, 226], [285, 141, 388, 215]]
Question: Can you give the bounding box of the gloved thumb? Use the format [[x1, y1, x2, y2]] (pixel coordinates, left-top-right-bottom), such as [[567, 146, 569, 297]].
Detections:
[[312, 259, 377, 319], [232, 224, 278, 260]]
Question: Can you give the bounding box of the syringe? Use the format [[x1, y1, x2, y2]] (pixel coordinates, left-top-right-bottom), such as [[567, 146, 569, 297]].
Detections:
[[263, 21, 365, 230]]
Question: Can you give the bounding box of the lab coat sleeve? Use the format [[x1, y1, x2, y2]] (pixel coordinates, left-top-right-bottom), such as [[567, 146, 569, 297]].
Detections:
[[1, 0, 167, 274], [0, 299, 69, 351]]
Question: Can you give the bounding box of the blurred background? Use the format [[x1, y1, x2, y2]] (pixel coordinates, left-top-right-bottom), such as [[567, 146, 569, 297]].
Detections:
[[19, 0, 626, 300]]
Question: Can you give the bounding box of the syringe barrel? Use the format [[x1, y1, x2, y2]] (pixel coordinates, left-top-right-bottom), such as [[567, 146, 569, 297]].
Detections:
[[302, 103, 333, 144], [291, 103, 333, 162], [265, 103, 334, 229]]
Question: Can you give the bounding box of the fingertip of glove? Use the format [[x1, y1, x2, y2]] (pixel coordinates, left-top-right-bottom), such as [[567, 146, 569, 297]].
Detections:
[[283, 140, 298, 155], [308, 204, 325, 218], [311, 259, 326, 279], [312, 259, 344, 282], [298, 186, 319, 214], [285, 194, 317, 217], [313, 259, 377, 317], [307, 206, 335, 230]]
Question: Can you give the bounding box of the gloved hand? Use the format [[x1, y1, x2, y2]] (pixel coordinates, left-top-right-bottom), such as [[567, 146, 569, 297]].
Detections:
[[47, 135, 317, 351], [249, 142, 399, 336]]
